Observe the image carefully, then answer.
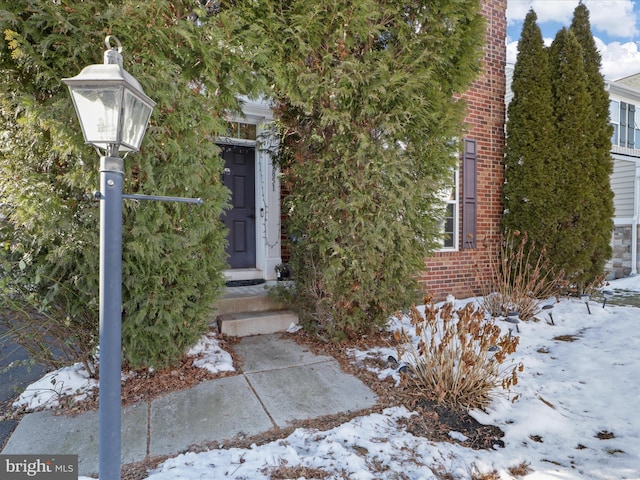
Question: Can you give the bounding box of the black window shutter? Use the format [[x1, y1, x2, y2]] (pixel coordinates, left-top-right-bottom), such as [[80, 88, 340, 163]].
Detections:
[[462, 138, 477, 249], [629, 104, 635, 148], [620, 102, 627, 146]]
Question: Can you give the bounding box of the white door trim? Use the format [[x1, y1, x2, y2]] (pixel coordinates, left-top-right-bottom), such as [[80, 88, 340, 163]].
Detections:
[[221, 98, 281, 281]]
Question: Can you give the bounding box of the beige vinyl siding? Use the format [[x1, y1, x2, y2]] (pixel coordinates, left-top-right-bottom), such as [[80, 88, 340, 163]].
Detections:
[[611, 158, 636, 218]]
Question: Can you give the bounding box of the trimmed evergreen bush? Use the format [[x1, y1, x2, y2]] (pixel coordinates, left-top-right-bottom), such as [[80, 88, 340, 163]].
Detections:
[[503, 9, 558, 260], [569, 4, 614, 290], [548, 26, 613, 292], [0, 1, 247, 369], [230, 0, 486, 339], [504, 5, 614, 293]]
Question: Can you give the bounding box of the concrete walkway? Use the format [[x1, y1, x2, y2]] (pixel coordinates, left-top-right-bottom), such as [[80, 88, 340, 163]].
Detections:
[[1, 334, 378, 477]]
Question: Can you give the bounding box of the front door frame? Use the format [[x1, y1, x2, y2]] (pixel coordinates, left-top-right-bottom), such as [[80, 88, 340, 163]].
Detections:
[[218, 99, 281, 282]]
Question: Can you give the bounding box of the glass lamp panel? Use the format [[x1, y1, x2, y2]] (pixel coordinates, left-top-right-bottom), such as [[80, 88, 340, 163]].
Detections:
[[120, 89, 154, 151], [70, 87, 122, 149]]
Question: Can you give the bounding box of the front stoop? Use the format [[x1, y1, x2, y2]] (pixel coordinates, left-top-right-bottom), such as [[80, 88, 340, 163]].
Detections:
[[217, 310, 299, 337], [213, 287, 299, 337]]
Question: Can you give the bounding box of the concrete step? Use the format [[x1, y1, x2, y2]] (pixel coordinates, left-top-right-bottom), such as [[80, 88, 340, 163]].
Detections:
[[217, 310, 299, 337], [214, 292, 285, 316]]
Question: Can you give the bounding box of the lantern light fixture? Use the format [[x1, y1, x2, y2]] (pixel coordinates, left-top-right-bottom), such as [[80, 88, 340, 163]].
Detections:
[[62, 35, 155, 154]]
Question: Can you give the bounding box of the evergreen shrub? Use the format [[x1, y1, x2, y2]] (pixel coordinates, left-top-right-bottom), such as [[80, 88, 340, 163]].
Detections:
[[256, 0, 486, 339], [0, 0, 245, 370], [504, 5, 613, 293]]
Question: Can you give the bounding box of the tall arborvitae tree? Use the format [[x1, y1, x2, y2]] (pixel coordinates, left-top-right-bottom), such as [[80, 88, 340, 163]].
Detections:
[[0, 1, 250, 368], [569, 3, 614, 287], [503, 9, 558, 253], [506, 4, 614, 292], [218, 1, 486, 338], [548, 28, 601, 290]]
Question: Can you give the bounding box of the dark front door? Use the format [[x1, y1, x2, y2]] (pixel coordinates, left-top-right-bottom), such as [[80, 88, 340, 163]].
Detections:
[[220, 145, 256, 268]]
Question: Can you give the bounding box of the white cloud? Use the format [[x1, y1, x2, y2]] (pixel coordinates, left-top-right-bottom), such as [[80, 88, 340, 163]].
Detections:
[[507, 36, 640, 80], [507, 0, 640, 39], [596, 37, 640, 80], [585, 0, 639, 38], [505, 37, 552, 69], [506, 40, 518, 67], [507, 0, 576, 26]]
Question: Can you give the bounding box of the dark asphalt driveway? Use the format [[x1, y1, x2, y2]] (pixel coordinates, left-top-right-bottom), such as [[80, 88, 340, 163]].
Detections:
[[0, 326, 47, 449]]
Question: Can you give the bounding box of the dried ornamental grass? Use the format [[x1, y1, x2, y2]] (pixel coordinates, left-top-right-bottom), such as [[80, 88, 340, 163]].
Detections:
[[395, 298, 523, 412], [478, 231, 564, 320]]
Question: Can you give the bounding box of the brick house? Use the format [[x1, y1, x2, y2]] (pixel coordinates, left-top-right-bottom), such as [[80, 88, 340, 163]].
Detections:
[[419, 0, 507, 300], [218, 0, 507, 302]]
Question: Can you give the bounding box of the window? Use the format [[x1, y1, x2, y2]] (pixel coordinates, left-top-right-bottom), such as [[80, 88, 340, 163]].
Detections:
[[611, 100, 639, 148], [438, 138, 477, 251], [225, 121, 257, 141], [441, 170, 458, 249], [610, 100, 619, 145]]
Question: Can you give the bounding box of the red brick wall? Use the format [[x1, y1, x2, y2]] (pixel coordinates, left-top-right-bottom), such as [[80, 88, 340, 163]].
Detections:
[[420, 0, 507, 301]]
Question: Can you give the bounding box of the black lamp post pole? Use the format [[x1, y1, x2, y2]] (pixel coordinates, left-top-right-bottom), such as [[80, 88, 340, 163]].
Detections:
[[98, 152, 124, 480]]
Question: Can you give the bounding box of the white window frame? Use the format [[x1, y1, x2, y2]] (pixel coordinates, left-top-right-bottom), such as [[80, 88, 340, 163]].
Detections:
[[611, 99, 640, 149], [438, 168, 459, 251], [610, 100, 620, 146]]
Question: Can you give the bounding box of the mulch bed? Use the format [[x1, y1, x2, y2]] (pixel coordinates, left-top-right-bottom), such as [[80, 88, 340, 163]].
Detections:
[[287, 331, 505, 450]]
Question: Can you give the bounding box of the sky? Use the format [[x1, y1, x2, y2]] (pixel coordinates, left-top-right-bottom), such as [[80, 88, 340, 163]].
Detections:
[[10, 275, 640, 479], [507, 0, 640, 80]]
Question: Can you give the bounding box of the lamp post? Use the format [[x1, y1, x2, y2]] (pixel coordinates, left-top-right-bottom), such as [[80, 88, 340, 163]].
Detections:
[[581, 293, 591, 315], [62, 36, 155, 480], [602, 290, 614, 308], [505, 311, 521, 333]]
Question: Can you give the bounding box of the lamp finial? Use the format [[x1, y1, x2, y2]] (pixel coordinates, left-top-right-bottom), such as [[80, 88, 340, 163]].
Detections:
[[103, 35, 123, 67]]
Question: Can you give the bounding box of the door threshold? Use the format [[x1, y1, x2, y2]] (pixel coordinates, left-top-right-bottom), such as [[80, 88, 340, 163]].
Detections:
[[224, 268, 264, 282]]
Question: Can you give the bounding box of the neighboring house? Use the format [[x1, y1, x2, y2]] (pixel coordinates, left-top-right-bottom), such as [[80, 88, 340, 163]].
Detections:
[[218, 0, 507, 301], [605, 74, 640, 278]]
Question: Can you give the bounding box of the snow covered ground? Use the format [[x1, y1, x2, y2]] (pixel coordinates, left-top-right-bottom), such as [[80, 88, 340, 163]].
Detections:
[[12, 332, 235, 411], [14, 276, 640, 479]]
